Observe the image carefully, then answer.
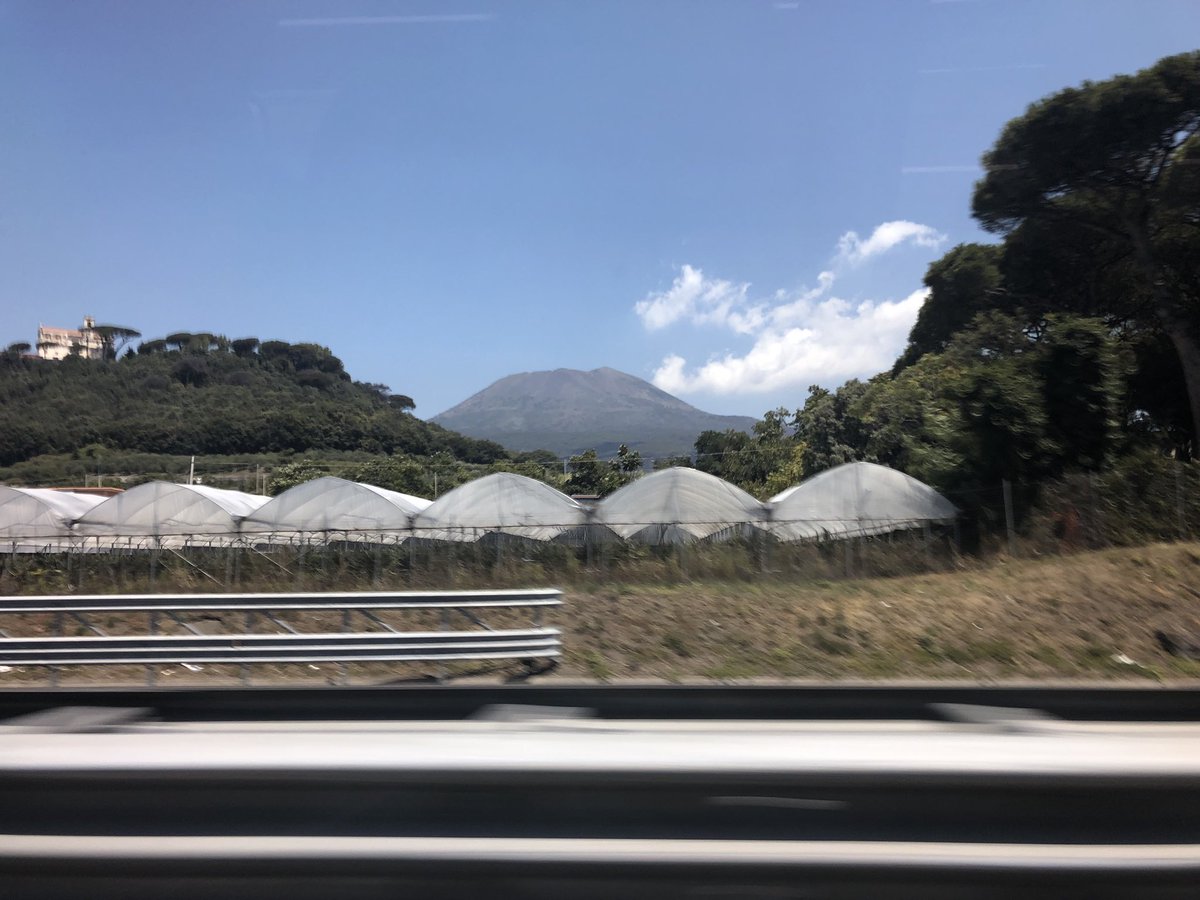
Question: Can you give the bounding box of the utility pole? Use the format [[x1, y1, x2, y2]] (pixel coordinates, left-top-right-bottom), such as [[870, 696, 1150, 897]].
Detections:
[[188, 456, 195, 486]]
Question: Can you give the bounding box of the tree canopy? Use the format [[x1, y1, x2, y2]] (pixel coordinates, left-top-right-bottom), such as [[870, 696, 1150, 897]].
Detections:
[[0, 332, 508, 470], [971, 50, 1200, 450]]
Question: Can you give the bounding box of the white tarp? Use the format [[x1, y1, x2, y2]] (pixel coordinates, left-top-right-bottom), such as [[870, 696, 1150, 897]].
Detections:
[[768, 461, 957, 541], [0, 487, 105, 552], [411, 472, 585, 542], [240, 476, 430, 543], [74, 481, 268, 548], [596, 467, 765, 544]]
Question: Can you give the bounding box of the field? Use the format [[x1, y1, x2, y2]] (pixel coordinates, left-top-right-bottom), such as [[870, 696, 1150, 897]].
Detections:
[[2, 541, 1199, 685], [560, 542, 1200, 681]]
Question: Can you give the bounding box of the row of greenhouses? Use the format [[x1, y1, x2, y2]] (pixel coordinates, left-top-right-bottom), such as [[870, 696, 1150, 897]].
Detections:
[[0, 463, 956, 553]]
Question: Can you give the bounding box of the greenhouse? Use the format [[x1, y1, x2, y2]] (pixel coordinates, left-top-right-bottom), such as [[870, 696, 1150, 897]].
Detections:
[[0, 487, 105, 553], [596, 467, 765, 544], [768, 461, 957, 541], [74, 481, 269, 549], [0, 463, 959, 553], [411, 472, 586, 542], [240, 477, 430, 544]]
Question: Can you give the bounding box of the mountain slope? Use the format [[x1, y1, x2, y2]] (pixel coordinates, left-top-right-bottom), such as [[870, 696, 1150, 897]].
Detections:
[[431, 367, 757, 458]]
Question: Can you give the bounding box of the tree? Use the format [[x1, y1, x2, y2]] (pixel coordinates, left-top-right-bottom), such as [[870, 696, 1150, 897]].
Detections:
[[355, 455, 430, 496], [895, 244, 1003, 372], [230, 337, 260, 357], [792, 381, 871, 476], [1035, 316, 1129, 472], [694, 409, 796, 496], [267, 460, 327, 495], [694, 428, 752, 480], [565, 449, 610, 496], [763, 443, 807, 498], [564, 446, 641, 497], [972, 51, 1200, 452], [259, 340, 291, 361], [172, 356, 210, 387], [188, 332, 217, 352], [164, 332, 193, 352], [91, 325, 141, 361], [612, 443, 643, 481], [487, 458, 567, 489], [867, 313, 1128, 528]]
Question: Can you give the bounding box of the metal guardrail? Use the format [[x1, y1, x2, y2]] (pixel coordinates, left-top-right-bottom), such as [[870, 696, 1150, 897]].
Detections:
[[0, 588, 563, 613], [0, 589, 562, 681]]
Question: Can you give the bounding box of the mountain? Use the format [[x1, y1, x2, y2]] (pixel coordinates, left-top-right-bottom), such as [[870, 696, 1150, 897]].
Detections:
[[431, 367, 758, 458]]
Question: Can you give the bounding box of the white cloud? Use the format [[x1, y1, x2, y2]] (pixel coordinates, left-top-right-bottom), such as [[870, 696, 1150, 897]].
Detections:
[[834, 220, 946, 267], [636, 220, 945, 395], [633, 264, 753, 332], [651, 288, 930, 395]]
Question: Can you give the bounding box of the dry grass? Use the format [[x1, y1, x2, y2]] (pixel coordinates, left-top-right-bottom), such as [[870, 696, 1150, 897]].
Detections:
[[557, 542, 1200, 682], [3, 542, 1200, 685]]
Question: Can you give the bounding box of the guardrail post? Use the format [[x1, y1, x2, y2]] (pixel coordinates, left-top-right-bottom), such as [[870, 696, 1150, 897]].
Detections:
[[338, 609, 350, 685], [146, 609, 158, 686], [437, 607, 450, 682], [240, 610, 254, 686], [48, 609, 63, 688]]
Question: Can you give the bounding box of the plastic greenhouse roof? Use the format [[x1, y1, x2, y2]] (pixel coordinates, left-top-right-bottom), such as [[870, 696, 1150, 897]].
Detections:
[[0, 487, 105, 539], [596, 467, 765, 543], [241, 476, 430, 535], [75, 481, 268, 537], [412, 472, 585, 542], [768, 461, 957, 541]]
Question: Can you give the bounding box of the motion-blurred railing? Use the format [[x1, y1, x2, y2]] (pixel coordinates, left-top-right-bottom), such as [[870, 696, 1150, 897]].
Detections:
[[0, 589, 562, 684]]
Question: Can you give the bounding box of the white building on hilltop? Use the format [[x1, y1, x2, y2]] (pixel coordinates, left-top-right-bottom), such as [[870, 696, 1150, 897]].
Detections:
[[37, 316, 103, 360]]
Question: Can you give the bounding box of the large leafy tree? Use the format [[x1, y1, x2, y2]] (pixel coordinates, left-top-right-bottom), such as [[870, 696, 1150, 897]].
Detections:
[[858, 313, 1127, 528], [88, 325, 140, 361], [971, 51, 1200, 452], [894, 243, 1003, 372], [693, 410, 794, 496], [791, 381, 871, 476], [564, 445, 642, 497]]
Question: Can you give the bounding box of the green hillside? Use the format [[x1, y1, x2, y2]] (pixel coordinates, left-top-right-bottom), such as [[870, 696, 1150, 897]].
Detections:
[[0, 334, 509, 480]]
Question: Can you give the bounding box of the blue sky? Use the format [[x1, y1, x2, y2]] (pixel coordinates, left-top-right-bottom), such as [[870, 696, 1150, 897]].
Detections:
[[2, 1, 1196, 418]]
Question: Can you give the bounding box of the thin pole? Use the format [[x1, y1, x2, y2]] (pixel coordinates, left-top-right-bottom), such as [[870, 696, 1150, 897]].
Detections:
[[1088, 472, 1101, 547], [1002, 478, 1016, 557], [1175, 463, 1187, 540]]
